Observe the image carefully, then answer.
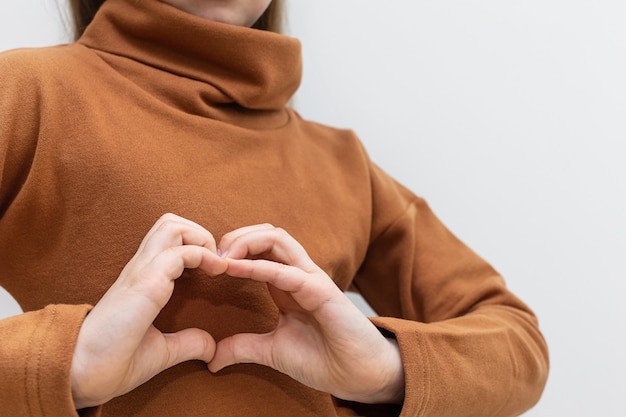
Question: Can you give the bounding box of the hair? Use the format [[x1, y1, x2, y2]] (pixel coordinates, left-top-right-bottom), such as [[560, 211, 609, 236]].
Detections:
[[68, 0, 285, 40]]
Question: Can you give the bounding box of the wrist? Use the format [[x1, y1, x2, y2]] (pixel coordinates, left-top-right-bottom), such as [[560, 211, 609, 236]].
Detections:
[[375, 337, 405, 404], [344, 336, 406, 405], [70, 357, 89, 409]]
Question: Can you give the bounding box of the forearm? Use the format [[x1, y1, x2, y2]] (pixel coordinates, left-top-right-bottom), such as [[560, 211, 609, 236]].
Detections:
[[372, 306, 549, 417]]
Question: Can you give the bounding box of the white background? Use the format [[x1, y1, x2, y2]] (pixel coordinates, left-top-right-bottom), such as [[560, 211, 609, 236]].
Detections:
[[2, 1, 626, 416]]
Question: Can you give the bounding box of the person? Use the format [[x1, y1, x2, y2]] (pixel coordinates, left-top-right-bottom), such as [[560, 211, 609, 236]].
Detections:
[[0, 0, 549, 416]]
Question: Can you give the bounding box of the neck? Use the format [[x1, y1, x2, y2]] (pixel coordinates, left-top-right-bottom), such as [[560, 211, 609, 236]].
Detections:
[[158, 0, 271, 28], [78, 0, 301, 113]]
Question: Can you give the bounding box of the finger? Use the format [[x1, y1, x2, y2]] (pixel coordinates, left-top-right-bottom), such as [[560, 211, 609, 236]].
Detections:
[[208, 333, 273, 373], [225, 258, 309, 291], [114, 246, 227, 320], [119, 245, 228, 310], [222, 227, 317, 272], [84, 247, 226, 365], [142, 245, 228, 286], [218, 223, 275, 256], [225, 258, 339, 312], [137, 214, 218, 258], [162, 328, 218, 368]]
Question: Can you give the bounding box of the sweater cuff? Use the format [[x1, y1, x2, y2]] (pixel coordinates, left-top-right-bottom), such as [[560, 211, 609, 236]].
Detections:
[[370, 317, 429, 417], [39, 305, 94, 415], [0, 304, 102, 416]]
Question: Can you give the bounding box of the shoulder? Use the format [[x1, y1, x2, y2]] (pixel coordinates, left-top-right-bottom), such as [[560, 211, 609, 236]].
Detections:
[[289, 109, 367, 154], [287, 108, 387, 186], [0, 44, 92, 138], [0, 43, 101, 120], [0, 43, 94, 90]]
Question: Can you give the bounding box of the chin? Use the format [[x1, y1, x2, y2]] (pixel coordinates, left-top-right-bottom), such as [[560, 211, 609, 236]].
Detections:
[[198, 9, 255, 27]]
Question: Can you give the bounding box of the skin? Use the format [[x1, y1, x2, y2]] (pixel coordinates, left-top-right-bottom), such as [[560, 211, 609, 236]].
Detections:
[[71, 214, 229, 408], [71, 216, 405, 408], [70, 1, 405, 409], [160, 0, 273, 27], [211, 224, 405, 404]]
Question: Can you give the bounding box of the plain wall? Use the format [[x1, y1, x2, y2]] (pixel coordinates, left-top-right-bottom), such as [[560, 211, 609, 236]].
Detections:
[[286, 2, 626, 416], [2, 1, 626, 416]]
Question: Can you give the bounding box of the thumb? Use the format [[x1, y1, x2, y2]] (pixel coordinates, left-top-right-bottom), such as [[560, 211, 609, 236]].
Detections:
[[208, 333, 273, 373], [162, 328, 217, 368]]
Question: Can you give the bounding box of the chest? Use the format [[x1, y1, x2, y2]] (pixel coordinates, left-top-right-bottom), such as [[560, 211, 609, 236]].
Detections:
[[0, 103, 372, 330]]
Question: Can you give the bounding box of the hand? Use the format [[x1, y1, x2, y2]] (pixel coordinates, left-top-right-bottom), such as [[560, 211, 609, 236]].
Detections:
[[209, 224, 405, 404], [70, 214, 228, 409]]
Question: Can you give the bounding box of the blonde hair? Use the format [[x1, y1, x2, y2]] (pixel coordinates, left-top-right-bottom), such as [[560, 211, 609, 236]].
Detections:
[[68, 0, 284, 40]]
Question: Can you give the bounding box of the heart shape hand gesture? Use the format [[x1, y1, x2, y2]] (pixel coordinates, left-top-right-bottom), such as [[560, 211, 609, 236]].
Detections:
[[70, 215, 404, 409]]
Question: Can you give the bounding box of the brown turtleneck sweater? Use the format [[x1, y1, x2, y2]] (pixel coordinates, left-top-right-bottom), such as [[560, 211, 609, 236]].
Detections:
[[0, 1, 548, 416]]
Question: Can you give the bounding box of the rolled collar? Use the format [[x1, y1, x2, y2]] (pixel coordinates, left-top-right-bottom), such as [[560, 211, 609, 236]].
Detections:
[[78, 0, 302, 111]]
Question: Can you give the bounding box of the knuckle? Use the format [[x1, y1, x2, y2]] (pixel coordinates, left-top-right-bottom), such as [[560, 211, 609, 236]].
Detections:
[[221, 230, 233, 240], [273, 262, 290, 281], [274, 227, 289, 237], [159, 247, 186, 273], [158, 218, 180, 234], [159, 212, 178, 222]]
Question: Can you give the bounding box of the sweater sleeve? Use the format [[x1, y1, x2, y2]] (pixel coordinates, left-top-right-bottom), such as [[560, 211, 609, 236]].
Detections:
[[0, 305, 102, 417], [0, 51, 101, 417], [352, 163, 549, 417]]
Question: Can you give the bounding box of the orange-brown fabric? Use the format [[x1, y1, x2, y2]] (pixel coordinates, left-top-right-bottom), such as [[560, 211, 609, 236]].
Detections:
[[0, 0, 548, 416], [0, 305, 96, 417]]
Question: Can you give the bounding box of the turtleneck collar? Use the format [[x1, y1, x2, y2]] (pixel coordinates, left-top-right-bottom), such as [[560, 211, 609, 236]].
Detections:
[[78, 0, 302, 112]]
